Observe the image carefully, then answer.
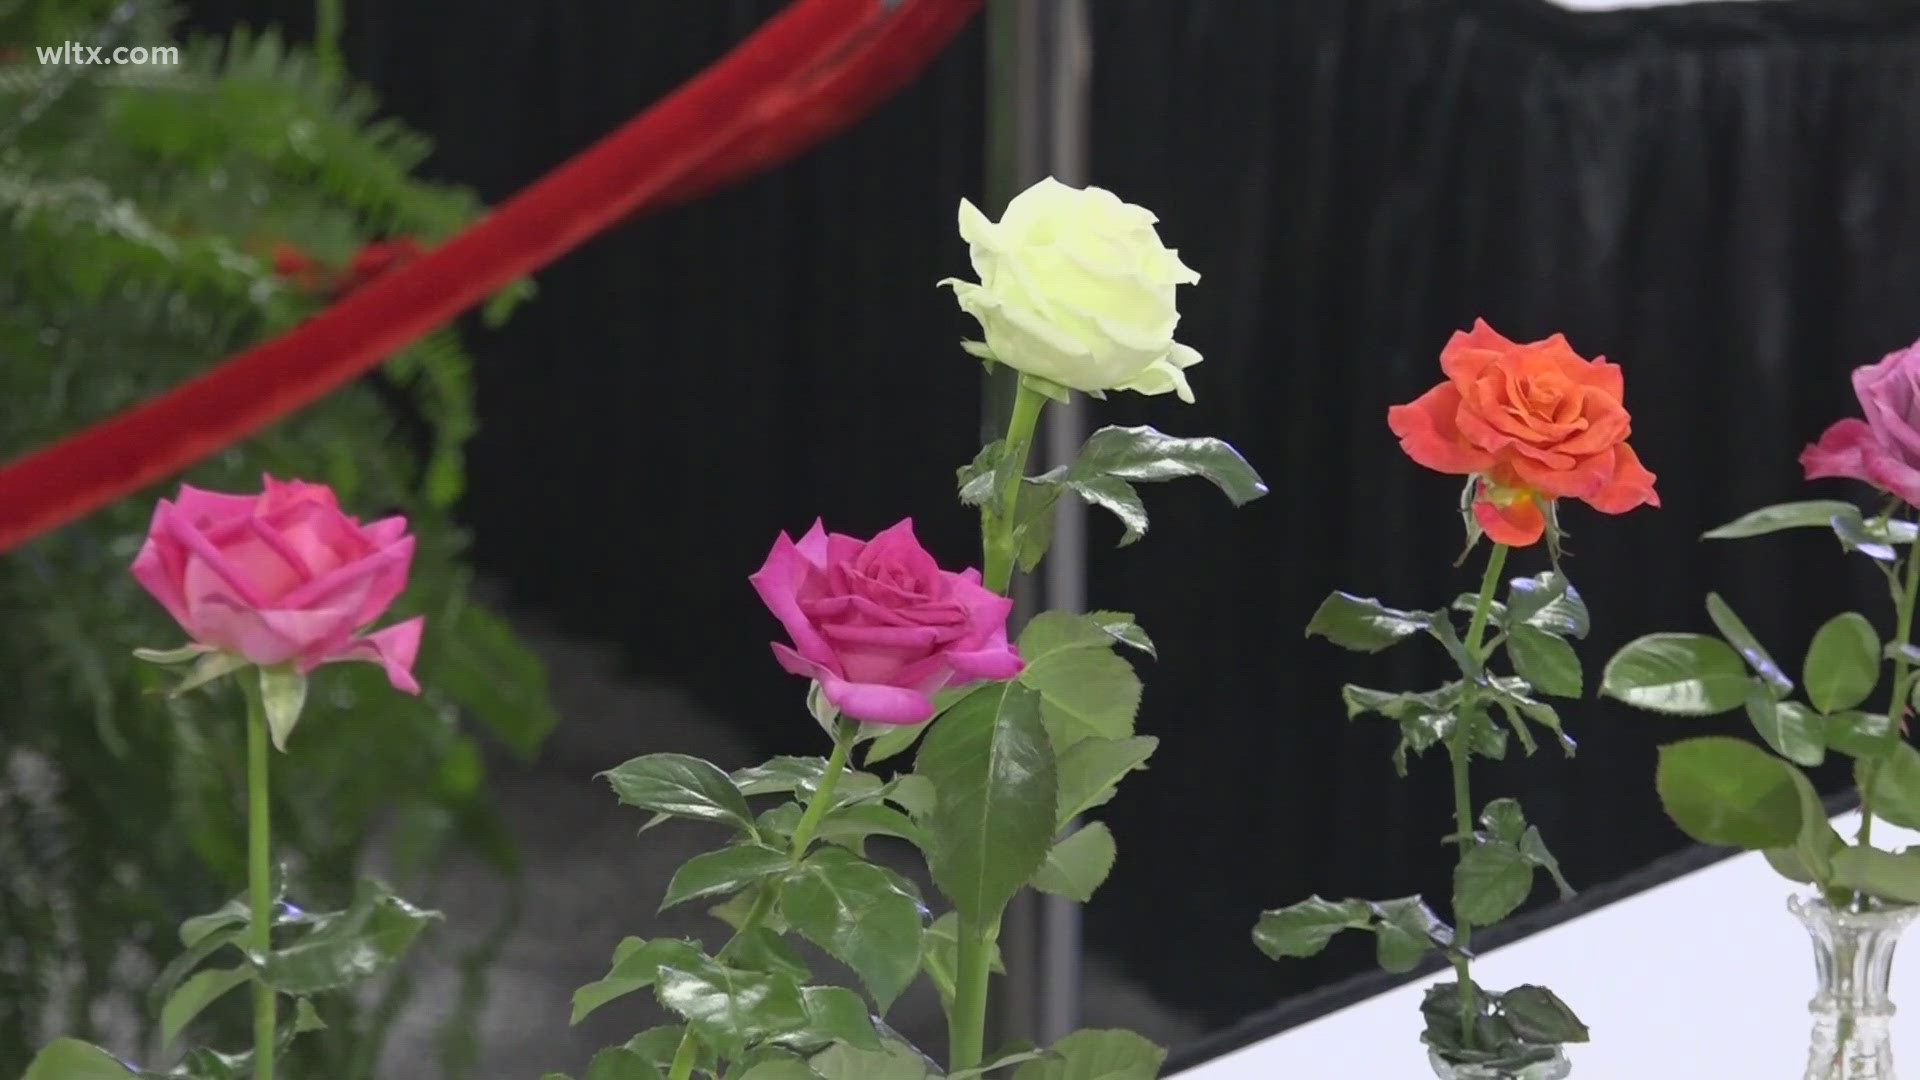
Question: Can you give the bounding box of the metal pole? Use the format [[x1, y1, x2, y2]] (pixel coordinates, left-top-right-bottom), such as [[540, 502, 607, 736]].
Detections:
[[981, 0, 1093, 1053]]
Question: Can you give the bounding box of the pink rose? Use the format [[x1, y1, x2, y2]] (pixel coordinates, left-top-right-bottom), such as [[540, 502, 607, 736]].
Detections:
[[131, 478, 424, 693], [750, 519, 1023, 725], [1803, 339, 1920, 505]]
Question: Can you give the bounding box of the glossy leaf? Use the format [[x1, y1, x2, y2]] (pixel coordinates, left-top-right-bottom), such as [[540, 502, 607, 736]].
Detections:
[[1506, 572, 1590, 640], [1011, 1028, 1167, 1080], [160, 965, 252, 1048], [1500, 986, 1591, 1045], [815, 804, 927, 854], [1053, 736, 1157, 829], [1370, 897, 1453, 973], [1085, 610, 1155, 658], [660, 844, 791, 912], [916, 680, 1057, 923], [21, 1040, 140, 1080], [1706, 593, 1793, 697], [1052, 425, 1268, 510], [656, 957, 809, 1061], [261, 880, 438, 995], [1826, 711, 1899, 760], [1656, 737, 1806, 849], [1601, 633, 1749, 715], [1745, 689, 1825, 767], [1031, 822, 1117, 902], [1454, 841, 1534, 926], [732, 758, 829, 797], [1505, 625, 1582, 698], [1487, 679, 1576, 756], [791, 985, 882, 1051], [781, 848, 924, 1011], [1305, 593, 1434, 652], [603, 754, 757, 833], [1804, 613, 1882, 714], [1703, 500, 1862, 539], [571, 937, 705, 1024], [1253, 896, 1371, 959], [1861, 742, 1920, 830]]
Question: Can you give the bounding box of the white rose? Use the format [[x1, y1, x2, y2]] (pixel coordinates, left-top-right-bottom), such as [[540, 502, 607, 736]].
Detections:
[[940, 177, 1204, 402]]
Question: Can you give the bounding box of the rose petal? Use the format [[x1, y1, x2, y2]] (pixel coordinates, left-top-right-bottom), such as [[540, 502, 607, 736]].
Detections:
[[750, 532, 836, 667], [1472, 491, 1547, 547], [173, 484, 260, 525], [320, 617, 424, 694], [1387, 383, 1496, 475], [131, 500, 192, 627], [1586, 442, 1661, 513], [945, 643, 1024, 680], [1801, 418, 1879, 487], [818, 672, 935, 726], [1507, 446, 1613, 500], [771, 641, 834, 680]]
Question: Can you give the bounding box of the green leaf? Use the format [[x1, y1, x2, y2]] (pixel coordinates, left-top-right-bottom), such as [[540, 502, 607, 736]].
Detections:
[[732, 758, 830, 797], [260, 879, 439, 995], [1744, 689, 1825, 767], [571, 937, 705, 1024], [1861, 742, 1920, 830], [1016, 613, 1143, 747], [1370, 897, 1453, 973], [1656, 737, 1807, 849], [1479, 799, 1527, 845], [884, 774, 937, 819], [660, 845, 791, 912], [1252, 896, 1372, 959], [1506, 572, 1590, 639], [1601, 633, 1750, 715], [160, 965, 253, 1049], [957, 440, 1003, 506], [1031, 822, 1117, 902], [950, 1046, 1052, 1080], [1454, 841, 1535, 926], [21, 1040, 140, 1080], [1706, 593, 1793, 697], [1487, 679, 1576, 756], [1053, 736, 1157, 829], [1012, 1028, 1167, 1080], [791, 985, 882, 1052], [810, 1039, 936, 1080], [1518, 827, 1574, 900], [922, 912, 1005, 1009], [727, 928, 811, 984], [624, 1026, 697, 1071], [1063, 474, 1150, 545], [1804, 613, 1882, 714], [1085, 610, 1155, 658], [734, 1061, 821, 1080], [863, 721, 931, 767], [173, 651, 250, 697], [1305, 593, 1434, 652], [1833, 509, 1898, 561], [1505, 625, 1582, 698], [1829, 847, 1920, 904], [1058, 425, 1267, 504], [134, 643, 213, 665], [781, 848, 925, 1011], [293, 997, 326, 1033], [656, 957, 809, 1061], [258, 664, 309, 751], [815, 804, 927, 854], [1703, 500, 1863, 539], [602, 754, 757, 833], [583, 1047, 665, 1080], [917, 680, 1058, 923], [1499, 985, 1591, 1044], [1343, 683, 1464, 774], [1826, 711, 1899, 760]]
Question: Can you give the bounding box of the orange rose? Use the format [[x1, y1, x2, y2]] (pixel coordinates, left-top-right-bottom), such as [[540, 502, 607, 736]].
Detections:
[[1387, 320, 1658, 546]]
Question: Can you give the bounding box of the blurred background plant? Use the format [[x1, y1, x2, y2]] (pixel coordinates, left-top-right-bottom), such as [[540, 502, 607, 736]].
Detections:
[[0, 0, 555, 1076]]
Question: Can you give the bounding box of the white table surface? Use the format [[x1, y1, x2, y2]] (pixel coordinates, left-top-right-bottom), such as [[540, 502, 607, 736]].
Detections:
[[1180, 813, 1920, 1078]]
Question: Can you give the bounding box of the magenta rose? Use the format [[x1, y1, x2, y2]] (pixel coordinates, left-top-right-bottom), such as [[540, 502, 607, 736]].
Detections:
[[131, 478, 424, 693], [750, 519, 1023, 725], [1803, 339, 1920, 506]]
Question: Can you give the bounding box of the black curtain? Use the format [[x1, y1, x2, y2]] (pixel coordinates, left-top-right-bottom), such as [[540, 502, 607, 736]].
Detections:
[[185, 0, 1920, 1040]]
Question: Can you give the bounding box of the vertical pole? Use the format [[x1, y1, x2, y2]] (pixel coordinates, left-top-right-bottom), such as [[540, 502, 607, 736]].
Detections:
[[981, 0, 1093, 1053]]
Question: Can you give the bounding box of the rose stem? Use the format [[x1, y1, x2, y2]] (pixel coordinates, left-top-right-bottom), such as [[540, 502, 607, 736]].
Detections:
[[1861, 529, 1920, 868], [665, 716, 857, 1080], [240, 674, 277, 1080], [1450, 540, 1509, 1048], [981, 379, 1049, 595]]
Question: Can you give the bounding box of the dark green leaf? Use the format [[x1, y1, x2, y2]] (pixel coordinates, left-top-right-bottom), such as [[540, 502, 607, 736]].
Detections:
[[1499, 985, 1590, 1044], [583, 1047, 664, 1080], [1063, 474, 1149, 545], [602, 754, 757, 833], [1703, 500, 1863, 540], [1656, 737, 1806, 849], [1805, 613, 1882, 714], [1505, 625, 1582, 698], [1304, 593, 1434, 652], [728, 928, 812, 984], [21, 1040, 140, 1080], [1488, 680, 1576, 756], [1252, 896, 1372, 959], [1745, 688, 1825, 767], [1826, 711, 1900, 761], [1518, 827, 1574, 899], [917, 681, 1058, 924], [957, 440, 1003, 507], [732, 758, 829, 798], [1601, 633, 1750, 715], [260, 880, 439, 995], [1011, 1028, 1167, 1080], [1053, 736, 1157, 829], [1478, 799, 1527, 845], [1060, 425, 1267, 503], [1706, 592, 1794, 697], [1085, 610, 1155, 657], [781, 848, 924, 1011], [571, 938, 705, 1024], [1829, 847, 1920, 904], [1861, 742, 1920, 830], [656, 957, 809, 1061], [815, 804, 927, 854], [1370, 897, 1452, 973], [1454, 841, 1534, 926], [790, 985, 882, 1052], [1506, 572, 1590, 640], [661, 845, 792, 912], [160, 965, 252, 1049], [1031, 822, 1117, 902]]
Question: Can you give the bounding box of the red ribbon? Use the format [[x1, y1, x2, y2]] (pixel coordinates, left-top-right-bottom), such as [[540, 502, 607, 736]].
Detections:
[[0, 0, 982, 551]]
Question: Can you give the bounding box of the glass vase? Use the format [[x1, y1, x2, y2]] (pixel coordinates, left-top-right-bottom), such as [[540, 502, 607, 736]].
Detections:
[[1791, 893, 1920, 1080], [1426, 1047, 1570, 1079]]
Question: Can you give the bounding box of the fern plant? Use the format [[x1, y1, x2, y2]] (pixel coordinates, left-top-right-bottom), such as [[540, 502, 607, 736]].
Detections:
[[0, 3, 553, 1077]]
